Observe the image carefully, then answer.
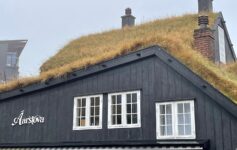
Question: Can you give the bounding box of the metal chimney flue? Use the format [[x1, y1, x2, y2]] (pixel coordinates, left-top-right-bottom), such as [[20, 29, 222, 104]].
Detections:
[[121, 8, 135, 28], [198, 0, 213, 13]]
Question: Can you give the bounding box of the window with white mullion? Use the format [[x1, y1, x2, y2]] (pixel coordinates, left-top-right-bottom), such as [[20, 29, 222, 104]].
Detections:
[[176, 102, 192, 136], [73, 95, 102, 130], [90, 97, 100, 126], [156, 100, 195, 139], [126, 93, 138, 125], [76, 98, 86, 127], [159, 103, 173, 137], [111, 95, 122, 125], [108, 91, 141, 128]]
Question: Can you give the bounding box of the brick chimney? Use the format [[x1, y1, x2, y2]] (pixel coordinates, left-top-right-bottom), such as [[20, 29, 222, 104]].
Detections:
[[198, 0, 213, 13], [121, 8, 135, 28], [193, 16, 215, 61]]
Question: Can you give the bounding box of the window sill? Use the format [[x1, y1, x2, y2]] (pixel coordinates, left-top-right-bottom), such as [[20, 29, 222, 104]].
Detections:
[[156, 135, 196, 140], [73, 126, 102, 131], [108, 124, 141, 129]]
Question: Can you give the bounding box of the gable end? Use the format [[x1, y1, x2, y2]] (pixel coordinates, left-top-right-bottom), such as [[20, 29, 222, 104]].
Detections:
[[213, 12, 236, 63]]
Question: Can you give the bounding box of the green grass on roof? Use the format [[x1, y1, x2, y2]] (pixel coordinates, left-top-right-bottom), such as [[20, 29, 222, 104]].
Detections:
[[1, 13, 237, 104]]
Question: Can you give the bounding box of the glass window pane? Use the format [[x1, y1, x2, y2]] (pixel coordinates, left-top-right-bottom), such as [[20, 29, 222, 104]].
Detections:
[[82, 98, 86, 107], [81, 118, 86, 126], [127, 94, 131, 103], [127, 104, 131, 113], [112, 116, 116, 125], [132, 114, 138, 124], [90, 117, 94, 126], [78, 99, 81, 107], [132, 104, 137, 113], [167, 125, 173, 135], [166, 104, 172, 114], [127, 115, 131, 124], [90, 97, 95, 106], [178, 114, 184, 124], [178, 125, 184, 135], [6, 52, 17, 67], [117, 115, 122, 124], [178, 103, 183, 113], [112, 96, 116, 104], [95, 97, 100, 106], [13, 59, 17, 66], [82, 108, 86, 116], [6, 56, 11, 66], [132, 93, 137, 103], [90, 107, 94, 116], [184, 103, 191, 113], [95, 117, 99, 126], [117, 95, 122, 104], [77, 108, 81, 117], [95, 107, 99, 115], [166, 115, 172, 125], [112, 105, 116, 114], [160, 115, 165, 125], [185, 125, 192, 135], [185, 114, 191, 124], [117, 105, 121, 114], [77, 118, 80, 126], [160, 126, 165, 136], [160, 105, 165, 114]]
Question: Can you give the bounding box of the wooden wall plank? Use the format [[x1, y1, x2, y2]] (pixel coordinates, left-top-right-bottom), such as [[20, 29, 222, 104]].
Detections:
[[213, 105, 224, 150], [231, 118, 237, 150], [222, 110, 232, 150], [205, 100, 215, 150], [195, 94, 207, 139]]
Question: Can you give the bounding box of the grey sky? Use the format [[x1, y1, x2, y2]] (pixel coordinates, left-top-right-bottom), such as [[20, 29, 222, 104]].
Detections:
[[0, 0, 237, 76]]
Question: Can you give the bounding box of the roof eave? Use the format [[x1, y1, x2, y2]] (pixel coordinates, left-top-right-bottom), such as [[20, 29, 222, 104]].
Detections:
[[0, 45, 236, 118]]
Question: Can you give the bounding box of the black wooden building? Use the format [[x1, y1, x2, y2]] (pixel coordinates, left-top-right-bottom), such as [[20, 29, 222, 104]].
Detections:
[[0, 1, 237, 149], [0, 45, 236, 150]]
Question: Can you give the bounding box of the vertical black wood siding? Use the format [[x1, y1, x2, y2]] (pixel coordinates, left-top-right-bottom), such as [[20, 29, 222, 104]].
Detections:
[[0, 56, 236, 150]]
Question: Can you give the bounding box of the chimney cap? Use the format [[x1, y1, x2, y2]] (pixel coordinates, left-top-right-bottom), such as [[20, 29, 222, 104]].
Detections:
[[125, 8, 132, 15], [198, 15, 209, 28]]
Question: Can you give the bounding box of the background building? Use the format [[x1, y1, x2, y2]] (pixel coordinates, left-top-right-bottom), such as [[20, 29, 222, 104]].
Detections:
[[0, 40, 27, 82]]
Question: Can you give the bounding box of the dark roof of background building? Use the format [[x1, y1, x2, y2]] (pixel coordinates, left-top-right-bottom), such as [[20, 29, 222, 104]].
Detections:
[[0, 40, 27, 56]]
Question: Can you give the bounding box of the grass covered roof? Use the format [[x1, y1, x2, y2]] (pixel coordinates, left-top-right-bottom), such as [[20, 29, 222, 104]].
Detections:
[[1, 13, 237, 104]]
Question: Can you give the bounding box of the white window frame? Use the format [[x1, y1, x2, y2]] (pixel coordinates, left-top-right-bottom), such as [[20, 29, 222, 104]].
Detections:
[[73, 94, 103, 130], [156, 100, 196, 139], [218, 26, 226, 64], [108, 91, 141, 129]]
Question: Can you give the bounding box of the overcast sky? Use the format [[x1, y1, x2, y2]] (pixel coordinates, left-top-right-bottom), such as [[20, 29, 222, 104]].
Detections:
[[0, 0, 237, 76]]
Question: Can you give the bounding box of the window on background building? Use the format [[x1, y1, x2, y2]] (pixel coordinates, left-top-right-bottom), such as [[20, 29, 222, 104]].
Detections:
[[156, 100, 196, 139], [218, 26, 226, 64], [73, 95, 103, 130], [108, 91, 141, 129], [6, 52, 18, 67]]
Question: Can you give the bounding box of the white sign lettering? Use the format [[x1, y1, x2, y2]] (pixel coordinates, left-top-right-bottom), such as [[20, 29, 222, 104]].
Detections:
[[11, 110, 45, 126]]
